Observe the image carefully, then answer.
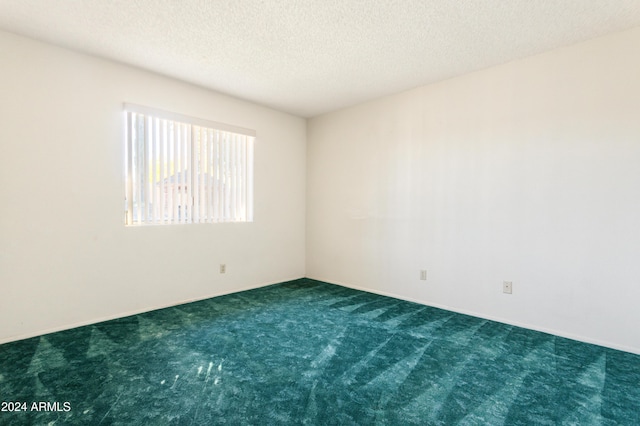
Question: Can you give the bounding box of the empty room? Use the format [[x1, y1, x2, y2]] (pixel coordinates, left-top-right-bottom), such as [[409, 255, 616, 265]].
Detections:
[[1, 1, 639, 424]]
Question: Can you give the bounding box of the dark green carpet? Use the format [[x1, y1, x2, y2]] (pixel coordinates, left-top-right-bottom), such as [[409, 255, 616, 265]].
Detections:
[[1, 279, 639, 425]]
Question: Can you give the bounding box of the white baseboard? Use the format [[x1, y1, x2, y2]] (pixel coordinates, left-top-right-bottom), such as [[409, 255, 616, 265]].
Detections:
[[308, 275, 640, 356], [4, 275, 638, 356], [0, 277, 304, 345]]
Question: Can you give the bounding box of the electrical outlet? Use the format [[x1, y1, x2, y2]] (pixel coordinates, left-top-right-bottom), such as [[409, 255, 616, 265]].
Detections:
[[220, 264, 226, 274], [503, 281, 512, 294], [420, 270, 427, 281]]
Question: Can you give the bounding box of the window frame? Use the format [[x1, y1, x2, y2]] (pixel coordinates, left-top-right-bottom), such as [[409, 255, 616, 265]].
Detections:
[[124, 103, 255, 226]]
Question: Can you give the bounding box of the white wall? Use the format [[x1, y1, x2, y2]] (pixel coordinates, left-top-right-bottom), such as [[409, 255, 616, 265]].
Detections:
[[0, 31, 306, 343], [307, 27, 640, 353]]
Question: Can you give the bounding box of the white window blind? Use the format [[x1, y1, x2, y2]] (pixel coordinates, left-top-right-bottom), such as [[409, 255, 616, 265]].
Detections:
[[124, 104, 254, 226]]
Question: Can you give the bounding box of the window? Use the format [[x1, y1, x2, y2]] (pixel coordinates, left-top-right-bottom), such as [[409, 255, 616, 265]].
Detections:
[[124, 104, 254, 225]]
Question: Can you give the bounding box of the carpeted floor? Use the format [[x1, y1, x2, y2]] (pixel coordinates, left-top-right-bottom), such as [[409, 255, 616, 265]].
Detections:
[[1, 279, 639, 425]]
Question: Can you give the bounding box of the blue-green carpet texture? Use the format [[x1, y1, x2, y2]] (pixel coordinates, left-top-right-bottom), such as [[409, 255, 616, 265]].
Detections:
[[1, 279, 639, 425]]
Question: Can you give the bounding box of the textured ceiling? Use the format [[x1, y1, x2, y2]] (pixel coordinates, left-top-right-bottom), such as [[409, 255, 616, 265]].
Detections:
[[1, 1, 640, 117]]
